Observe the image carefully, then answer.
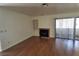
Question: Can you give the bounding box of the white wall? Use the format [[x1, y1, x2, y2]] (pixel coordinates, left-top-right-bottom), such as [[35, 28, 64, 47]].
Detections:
[[0, 8, 34, 51], [34, 12, 79, 38]]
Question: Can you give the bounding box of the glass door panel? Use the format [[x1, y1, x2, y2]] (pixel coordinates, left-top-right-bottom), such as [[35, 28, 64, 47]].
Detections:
[[75, 18, 79, 40], [56, 18, 74, 39]]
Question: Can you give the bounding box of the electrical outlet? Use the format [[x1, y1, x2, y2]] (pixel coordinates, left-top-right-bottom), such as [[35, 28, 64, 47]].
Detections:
[[8, 42, 10, 43], [0, 30, 3, 33], [5, 30, 7, 32]]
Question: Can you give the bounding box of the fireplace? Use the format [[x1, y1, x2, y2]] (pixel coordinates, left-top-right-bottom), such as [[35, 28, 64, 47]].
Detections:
[[39, 28, 49, 37]]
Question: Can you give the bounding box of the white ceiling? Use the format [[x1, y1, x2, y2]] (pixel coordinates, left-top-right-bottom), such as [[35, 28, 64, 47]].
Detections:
[[1, 3, 79, 16]]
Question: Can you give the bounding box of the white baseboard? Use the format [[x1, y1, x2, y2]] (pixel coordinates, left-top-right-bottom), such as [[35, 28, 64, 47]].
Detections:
[[1, 34, 33, 52]]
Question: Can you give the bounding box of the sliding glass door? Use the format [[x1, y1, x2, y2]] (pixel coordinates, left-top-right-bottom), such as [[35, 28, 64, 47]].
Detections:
[[75, 18, 79, 40], [56, 18, 74, 39]]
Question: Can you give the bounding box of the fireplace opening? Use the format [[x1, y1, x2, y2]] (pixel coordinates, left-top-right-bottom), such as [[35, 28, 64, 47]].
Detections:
[[39, 28, 49, 37]]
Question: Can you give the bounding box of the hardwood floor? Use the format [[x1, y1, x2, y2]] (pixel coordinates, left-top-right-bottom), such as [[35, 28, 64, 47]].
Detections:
[[0, 36, 79, 56]]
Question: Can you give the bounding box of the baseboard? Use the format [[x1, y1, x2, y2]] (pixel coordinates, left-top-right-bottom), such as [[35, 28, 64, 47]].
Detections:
[[1, 34, 33, 52], [0, 49, 2, 52]]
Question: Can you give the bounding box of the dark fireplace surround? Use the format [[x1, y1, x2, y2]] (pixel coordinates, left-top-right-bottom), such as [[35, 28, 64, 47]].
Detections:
[[39, 28, 49, 37]]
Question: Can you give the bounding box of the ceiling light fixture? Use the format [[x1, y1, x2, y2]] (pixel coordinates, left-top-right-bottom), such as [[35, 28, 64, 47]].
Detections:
[[42, 3, 48, 7]]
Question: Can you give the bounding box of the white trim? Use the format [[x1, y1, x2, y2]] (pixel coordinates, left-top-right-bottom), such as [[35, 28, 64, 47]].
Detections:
[[1, 33, 33, 52]]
